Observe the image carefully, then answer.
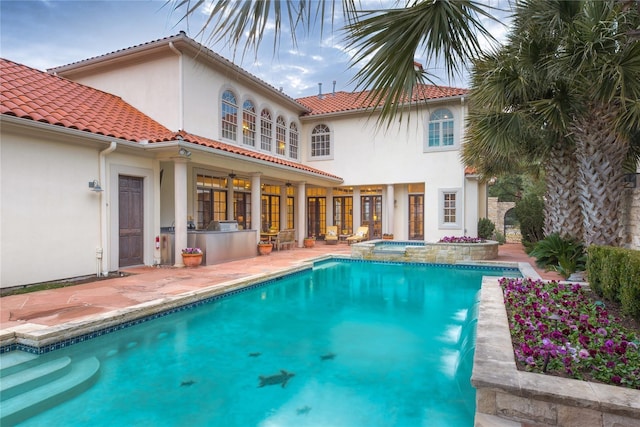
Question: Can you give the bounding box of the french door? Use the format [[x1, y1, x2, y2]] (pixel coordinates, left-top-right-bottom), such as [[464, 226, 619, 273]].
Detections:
[[361, 195, 382, 239]]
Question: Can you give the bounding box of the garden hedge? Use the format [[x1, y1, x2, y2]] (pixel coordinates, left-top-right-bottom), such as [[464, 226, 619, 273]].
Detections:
[[587, 245, 640, 321]]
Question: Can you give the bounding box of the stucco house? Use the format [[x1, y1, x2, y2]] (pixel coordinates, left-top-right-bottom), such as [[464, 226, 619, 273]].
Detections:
[[0, 32, 485, 288]]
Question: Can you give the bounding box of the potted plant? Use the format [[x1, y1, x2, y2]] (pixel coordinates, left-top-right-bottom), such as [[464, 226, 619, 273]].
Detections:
[[382, 233, 394, 240], [257, 240, 273, 255], [303, 236, 315, 248], [181, 247, 203, 267]]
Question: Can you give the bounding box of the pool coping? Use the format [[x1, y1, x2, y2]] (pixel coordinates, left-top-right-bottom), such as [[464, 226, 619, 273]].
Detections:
[[0, 260, 322, 353], [0, 256, 522, 354], [472, 276, 640, 426]]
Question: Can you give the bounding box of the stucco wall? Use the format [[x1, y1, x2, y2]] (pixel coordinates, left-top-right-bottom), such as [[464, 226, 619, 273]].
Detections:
[[301, 99, 472, 241], [1, 127, 102, 287], [59, 53, 181, 131], [181, 55, 305, 144], [0, 122, 159, 288]]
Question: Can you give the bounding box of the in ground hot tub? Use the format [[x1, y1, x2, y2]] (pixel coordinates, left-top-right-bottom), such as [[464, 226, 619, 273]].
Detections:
[[351, 240, 499, 263]]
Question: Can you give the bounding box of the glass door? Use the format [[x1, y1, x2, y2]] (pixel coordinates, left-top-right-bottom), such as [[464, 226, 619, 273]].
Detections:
[[361, 195, 382, 239], [408, 194, 424, 240]]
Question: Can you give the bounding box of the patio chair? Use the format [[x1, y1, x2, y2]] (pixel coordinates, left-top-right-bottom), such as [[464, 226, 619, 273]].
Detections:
[[346, 226, 369, 245], [325, 226, 338, 245]]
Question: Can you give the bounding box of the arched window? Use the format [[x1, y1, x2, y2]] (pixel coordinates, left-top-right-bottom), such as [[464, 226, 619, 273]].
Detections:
[[428, 108, 454, 148], [276, 116, 287, 156], [289, 123, 299, 159], [311, 124, 331, 157], [242, 100, 256, 147], [221, 90, 238, 141], [260, 109, 272, 151]]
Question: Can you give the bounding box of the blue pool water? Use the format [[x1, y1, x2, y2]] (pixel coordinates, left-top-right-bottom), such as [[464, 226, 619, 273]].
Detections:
[[4, 260, 519, 426]]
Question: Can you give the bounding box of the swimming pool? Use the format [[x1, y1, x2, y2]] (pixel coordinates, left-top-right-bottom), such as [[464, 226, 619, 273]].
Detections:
[[1, 259, 519, 426]]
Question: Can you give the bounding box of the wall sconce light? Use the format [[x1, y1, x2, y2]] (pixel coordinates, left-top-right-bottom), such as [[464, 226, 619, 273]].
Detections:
[[89, 179, 103, 192], [179, 147, 191, 158]]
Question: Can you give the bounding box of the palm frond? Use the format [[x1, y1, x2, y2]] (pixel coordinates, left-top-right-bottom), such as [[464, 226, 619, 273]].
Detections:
[[343, 0, 498, 127]]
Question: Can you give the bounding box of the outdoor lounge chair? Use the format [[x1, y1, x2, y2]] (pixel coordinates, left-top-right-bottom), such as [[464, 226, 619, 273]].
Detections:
[[325, 226, 338, 245], [346, 226, 369, 245]]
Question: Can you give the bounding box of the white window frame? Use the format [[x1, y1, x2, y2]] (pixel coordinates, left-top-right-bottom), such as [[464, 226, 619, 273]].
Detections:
[[439, 188, 462, 229], [221, 90, 238, 142], [425, 108, 456, 152], [289, 122, 299, 159], [260, 109, 273, 152], [242, 99, 256, 147], [310, 124, 333, 160], [276, 116, 287, 156]]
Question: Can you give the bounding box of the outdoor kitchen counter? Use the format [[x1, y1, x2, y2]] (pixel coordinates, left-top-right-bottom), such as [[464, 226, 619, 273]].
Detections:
[[160, 229, 257, 265]]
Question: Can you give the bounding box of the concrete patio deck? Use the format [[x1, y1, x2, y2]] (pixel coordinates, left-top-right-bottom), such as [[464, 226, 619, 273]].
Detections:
[[0, 242, 560, 336]]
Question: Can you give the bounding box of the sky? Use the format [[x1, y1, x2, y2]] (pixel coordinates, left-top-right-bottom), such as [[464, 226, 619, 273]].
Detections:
[[0, 0, 512, 98]]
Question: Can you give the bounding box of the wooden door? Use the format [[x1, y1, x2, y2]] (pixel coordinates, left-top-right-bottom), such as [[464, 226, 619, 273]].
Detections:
[[119, 175, 144, 266]]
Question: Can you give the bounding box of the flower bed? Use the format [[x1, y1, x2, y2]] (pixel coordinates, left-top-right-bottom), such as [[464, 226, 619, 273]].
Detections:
[[438, 236, 485, 244], [501, 277, 640, 389]]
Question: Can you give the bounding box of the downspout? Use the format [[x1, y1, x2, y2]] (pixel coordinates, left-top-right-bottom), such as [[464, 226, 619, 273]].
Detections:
[[98, 141, 117, 276], [169, 42, 184, 131]]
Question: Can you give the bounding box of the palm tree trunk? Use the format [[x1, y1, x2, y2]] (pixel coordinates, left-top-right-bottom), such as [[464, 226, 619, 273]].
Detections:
[[573, 103, 630, 246], [543, 140, 583, 240]]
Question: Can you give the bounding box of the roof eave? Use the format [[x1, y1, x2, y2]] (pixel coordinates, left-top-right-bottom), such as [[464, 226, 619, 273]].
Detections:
[[299, 93, 468, 120], [48, 33, 311, 114]]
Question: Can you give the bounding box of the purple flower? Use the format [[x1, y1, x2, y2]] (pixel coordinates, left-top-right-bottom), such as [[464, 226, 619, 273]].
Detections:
[[578, 349, 590, 359]]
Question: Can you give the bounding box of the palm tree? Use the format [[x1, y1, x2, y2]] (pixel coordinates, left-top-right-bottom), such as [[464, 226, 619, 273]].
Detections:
[[465, 0, 640, 247], [553, 1, 640, 246], [170, 0, 498, 124], [463, 1, 585, 240]]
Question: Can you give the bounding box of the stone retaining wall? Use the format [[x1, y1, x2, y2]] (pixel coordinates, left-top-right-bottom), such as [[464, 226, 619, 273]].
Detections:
[[351, 240, 499, 263]]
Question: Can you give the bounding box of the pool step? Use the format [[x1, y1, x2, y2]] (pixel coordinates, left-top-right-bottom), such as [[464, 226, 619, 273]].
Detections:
[[0, 351, 39, 377], [1, 356, 72, 401], [0, 356, 100, 426]]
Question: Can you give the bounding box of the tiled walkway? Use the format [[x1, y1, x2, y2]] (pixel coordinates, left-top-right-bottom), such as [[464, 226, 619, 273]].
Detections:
[[0, 242, 561, 333]]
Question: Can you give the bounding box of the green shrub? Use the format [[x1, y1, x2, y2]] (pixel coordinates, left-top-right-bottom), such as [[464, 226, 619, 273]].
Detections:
[[529, 233, 586, 279], [600, 248, 627, 302], [515, 194, 544, 250], [493, 230, 507, 245], [619, 251, 640, 319], [477, 218, 496, 240], [587, 245, 640, 321], [586, 245, 607, 296]]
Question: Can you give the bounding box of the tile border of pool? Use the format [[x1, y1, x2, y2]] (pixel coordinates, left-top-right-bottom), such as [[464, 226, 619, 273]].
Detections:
[[0, 257, 523, 355]]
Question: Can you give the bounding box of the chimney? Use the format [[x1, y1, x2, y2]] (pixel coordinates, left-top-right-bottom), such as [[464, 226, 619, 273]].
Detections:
[[332, 80, 336, 96], [318, 82, 323, 99]]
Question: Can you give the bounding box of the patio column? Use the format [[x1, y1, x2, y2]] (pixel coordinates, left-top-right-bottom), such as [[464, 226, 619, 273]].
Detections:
[[173, 158, 189, 267], [227, 175, 235, 220], [296, 182, 306, 246], [352, 187, 361, 232], [280, 184, 288, 230], [386, 184, 394, 236], [326, 187, 334, 226], [251, 173, 262, 243]]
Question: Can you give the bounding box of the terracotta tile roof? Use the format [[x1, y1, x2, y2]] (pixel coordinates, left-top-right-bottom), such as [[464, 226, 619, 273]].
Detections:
[[173, 131, 342, 180], [1, 58, 172, 142], [1, 58, 341, 181], [296, 85, 468, 116]]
